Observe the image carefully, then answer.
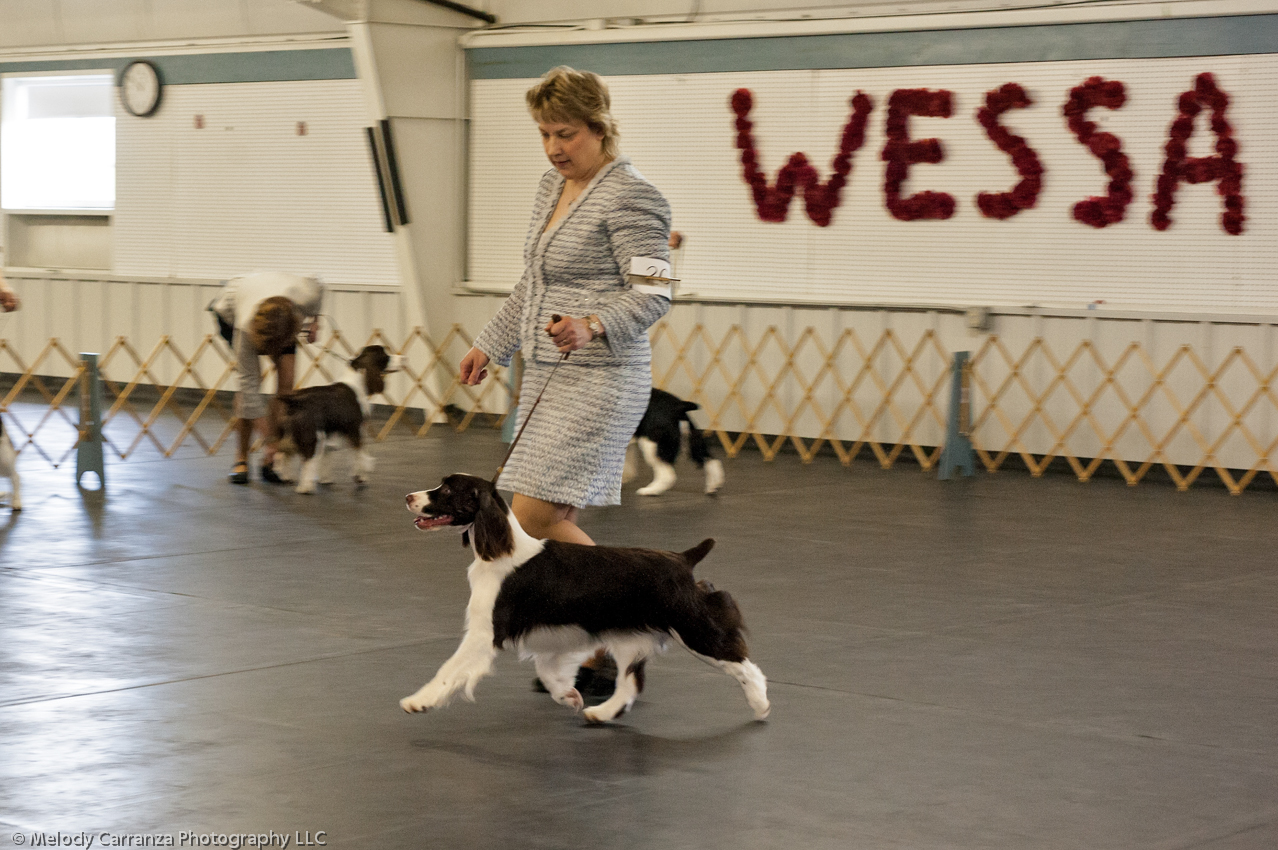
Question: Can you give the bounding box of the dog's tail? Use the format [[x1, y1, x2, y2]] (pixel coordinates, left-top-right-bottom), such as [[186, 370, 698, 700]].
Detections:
[[681, 537, 715, 568]]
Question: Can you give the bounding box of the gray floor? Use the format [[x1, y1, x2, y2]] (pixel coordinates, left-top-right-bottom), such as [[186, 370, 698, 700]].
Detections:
[[1, 428, 1276, 850]]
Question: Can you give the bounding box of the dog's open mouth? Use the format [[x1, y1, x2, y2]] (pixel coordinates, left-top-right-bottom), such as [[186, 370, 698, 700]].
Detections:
[[414, 514, 453, 530]]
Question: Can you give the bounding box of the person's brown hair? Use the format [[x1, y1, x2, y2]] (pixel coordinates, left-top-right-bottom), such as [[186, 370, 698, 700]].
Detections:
[[248, 296, 301, 357], [526, 66, 619, 159]]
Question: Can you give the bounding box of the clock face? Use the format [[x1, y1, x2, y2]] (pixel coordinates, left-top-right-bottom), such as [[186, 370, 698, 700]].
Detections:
[[120, 60, 162, 117]]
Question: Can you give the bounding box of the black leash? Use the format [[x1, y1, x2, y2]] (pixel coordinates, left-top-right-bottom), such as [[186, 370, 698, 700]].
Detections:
[[491, 315, 571, 484], [464, 317, 570, 550]]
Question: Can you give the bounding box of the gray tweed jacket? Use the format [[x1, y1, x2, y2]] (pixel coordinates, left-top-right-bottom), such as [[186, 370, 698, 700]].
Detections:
[[474, 156, 672, 368]]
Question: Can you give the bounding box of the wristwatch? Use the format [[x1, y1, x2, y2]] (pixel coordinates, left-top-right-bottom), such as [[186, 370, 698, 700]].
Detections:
[[586, 316, 605, 340]]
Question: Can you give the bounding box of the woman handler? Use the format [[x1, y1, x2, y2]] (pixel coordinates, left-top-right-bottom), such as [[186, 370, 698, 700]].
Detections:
[[460, 66, 672, 545]]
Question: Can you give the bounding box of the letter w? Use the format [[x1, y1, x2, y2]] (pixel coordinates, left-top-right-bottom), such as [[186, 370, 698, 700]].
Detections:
[[731, 89, 874, 226]]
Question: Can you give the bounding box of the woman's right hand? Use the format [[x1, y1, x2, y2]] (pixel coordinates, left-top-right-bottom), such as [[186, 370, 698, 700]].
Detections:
[[459, 347, 490, 386]]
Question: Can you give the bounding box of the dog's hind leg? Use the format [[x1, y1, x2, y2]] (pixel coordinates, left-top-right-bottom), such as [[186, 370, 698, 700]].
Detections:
[[341, 422, 372, 488], [354, 445, 374, 488], [294, 428, 323, 494], [532, 652, 592, 712], [674, 589, 770, 720], [296, 453, 321, 494], [717, 658, 770, 720], [684, 417, 723, 494], [702, 459, 724, 495], [318, 438, 338, 485], [583, 635, 658, 724], [676, 637, 771, 721], [636, 436, 677, 496], [271, 451, 297, 484]]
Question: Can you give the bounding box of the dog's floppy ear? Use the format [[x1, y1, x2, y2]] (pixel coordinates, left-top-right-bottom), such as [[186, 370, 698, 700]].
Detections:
[[472, 487, 514, 561]]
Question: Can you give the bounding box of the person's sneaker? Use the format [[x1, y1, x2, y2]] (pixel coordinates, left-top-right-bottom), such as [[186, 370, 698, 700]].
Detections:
[[228, 463, 249, 485], [260, 464, 285, 484]]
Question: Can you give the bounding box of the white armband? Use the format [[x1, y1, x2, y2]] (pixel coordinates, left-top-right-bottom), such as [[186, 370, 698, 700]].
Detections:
[[627, 256, 678, 300]]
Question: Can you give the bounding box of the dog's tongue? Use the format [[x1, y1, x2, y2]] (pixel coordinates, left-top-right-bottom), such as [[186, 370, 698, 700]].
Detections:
[[414, 515, 453, 530]]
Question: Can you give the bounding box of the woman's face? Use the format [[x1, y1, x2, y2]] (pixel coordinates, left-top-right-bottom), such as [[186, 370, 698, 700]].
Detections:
[[538, 119, 606, 182]]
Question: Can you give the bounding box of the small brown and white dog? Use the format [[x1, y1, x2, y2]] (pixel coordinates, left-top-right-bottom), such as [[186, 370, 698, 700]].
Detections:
[[270, 344, 404, 494], [401, 473, 770, 724], [0, 415, 20, 511]]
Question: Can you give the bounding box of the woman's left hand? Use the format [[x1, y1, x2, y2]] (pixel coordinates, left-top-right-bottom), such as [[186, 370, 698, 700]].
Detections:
[[545, 315, 593, 353]]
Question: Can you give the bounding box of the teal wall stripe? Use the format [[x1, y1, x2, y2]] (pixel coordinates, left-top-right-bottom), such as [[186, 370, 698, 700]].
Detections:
[[468, 14, 1278, 78], [0, 47, 356, 83]]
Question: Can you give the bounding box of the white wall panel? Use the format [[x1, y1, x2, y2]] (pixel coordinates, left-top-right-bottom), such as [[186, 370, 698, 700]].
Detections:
[[469, 56, 1278, 313], [115, 79, 398, 286]]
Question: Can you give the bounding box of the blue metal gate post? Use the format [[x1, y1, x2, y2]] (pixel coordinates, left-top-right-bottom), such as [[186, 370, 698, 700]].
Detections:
[[76, 352, 106, 491], [501, 353, 521, 444], [938, 350, 976, 480]]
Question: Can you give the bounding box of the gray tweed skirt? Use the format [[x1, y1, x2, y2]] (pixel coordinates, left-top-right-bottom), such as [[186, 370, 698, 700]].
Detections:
[[497, 358, 651, 507]]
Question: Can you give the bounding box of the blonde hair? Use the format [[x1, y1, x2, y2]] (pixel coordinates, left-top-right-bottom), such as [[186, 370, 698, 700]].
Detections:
[[526, 66, 619, 159], [249, 296, 301, 358]]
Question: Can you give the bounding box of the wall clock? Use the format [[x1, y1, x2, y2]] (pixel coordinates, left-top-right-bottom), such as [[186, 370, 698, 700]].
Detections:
[[120, 60, 162, 117]]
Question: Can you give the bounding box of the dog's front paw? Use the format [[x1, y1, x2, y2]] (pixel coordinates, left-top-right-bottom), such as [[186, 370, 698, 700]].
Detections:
[[401, 680, 451, 713], [400, 695, 434, 713], [295, 483, 316, 495], [401, 686, 444, 713]]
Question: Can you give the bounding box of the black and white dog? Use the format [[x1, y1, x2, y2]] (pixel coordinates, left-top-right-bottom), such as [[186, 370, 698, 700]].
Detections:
[[0, 416, 19, 512], [402, 474, 769, 724], [271, 344, 404, 494], [624, 388, 725, 496]]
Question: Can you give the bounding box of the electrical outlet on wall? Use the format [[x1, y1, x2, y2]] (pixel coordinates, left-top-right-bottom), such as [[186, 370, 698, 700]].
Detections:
[[966, 306, 992, 333]]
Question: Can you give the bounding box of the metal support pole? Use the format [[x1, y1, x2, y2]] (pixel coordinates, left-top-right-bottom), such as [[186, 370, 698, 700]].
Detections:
[[938, 350, 976, 480], [76, 352, 106, 491], [501, 352, 522, 444]]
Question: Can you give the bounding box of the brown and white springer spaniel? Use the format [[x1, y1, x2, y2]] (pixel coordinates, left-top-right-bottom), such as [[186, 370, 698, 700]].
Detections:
[[401, 473, 770, 724], [271, 344, 404, 494]]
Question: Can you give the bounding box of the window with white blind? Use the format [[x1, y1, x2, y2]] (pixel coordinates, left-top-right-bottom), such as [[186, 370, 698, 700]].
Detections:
[[1, 73, 116, 211]]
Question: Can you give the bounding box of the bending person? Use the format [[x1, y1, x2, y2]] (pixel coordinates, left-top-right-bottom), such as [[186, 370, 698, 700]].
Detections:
[[210, 271, 322, 485]]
